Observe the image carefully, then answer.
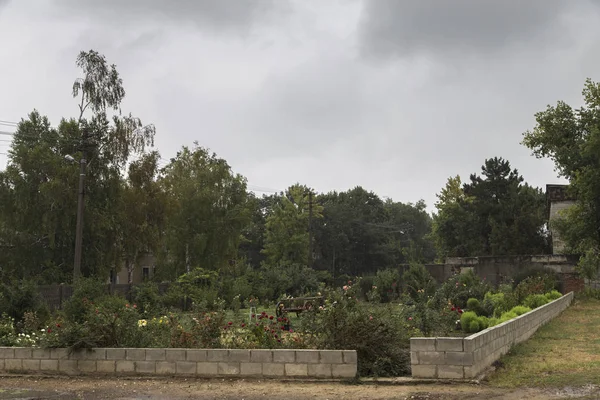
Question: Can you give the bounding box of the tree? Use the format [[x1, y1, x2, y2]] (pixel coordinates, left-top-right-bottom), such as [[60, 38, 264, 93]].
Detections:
[[157, 145, 250, 280], [262, 184, 322, 268], [523, 78, 600, 276], [0, 49, 155, 282], [432, 158, 548, 259]]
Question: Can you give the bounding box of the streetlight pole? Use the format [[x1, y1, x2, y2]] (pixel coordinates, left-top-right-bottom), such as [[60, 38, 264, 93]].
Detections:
[[73, 157, 86, 281]]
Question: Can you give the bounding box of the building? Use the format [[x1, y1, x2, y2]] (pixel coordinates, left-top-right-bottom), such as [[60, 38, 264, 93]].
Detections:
[[546, 184, 576, 254], [109, 253, 156, 284]]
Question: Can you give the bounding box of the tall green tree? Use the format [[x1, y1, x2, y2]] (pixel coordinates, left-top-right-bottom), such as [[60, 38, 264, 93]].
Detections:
[[0, 49, 155, 282], [523, 78, 600, 277], [432, 158, 548, 259], [158, 145, 250, 280]]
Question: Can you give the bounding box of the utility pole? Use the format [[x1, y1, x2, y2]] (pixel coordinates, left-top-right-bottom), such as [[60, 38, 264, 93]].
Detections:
[[73, 156, 86, 281], [308, 190, 313, 269]]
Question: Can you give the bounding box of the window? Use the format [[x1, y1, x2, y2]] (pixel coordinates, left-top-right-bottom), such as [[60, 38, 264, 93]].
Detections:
[[142, 267, 150, 281]]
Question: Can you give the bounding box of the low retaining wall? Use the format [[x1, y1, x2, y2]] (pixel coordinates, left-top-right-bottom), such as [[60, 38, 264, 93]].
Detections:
[[410, 292, 574, 379], [0, 348, 357, 379]]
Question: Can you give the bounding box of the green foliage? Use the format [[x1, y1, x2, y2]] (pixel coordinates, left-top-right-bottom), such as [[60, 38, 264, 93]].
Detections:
[[545, 290, 562, 301], [482, 292, 512, 318], [460, 311, 478, 333], [512, 267, 560, 292], [63, 278, 106, 323], [523, 79, 600, 261], [301, 287, 415, 377], [0, 280, 46, 322], [402, 263, 436, 301], [434, 270, 490, 309], [514, 275, 556, 304], [466, 298, 483, 315], [432, 157, 549, 258], [510, 306, 532, 316], [523, 294, 550, 309], [131, 282, 164, 318], [373, 268, 401, 302], [499, 311, 518, 323]]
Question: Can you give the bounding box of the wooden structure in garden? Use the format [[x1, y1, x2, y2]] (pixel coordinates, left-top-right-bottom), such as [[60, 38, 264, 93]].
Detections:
[[275, 296, 324, 317]]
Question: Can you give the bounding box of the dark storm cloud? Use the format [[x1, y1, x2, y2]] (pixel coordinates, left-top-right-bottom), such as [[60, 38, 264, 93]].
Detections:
[[359, 0, 597, 59], [55, 0, 289, 34]]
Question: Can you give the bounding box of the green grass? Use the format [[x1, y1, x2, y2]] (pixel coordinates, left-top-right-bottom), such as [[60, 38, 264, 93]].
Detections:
[[488, 298, 600, 388]]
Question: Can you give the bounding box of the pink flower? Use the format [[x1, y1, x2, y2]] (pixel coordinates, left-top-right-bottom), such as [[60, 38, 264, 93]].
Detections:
[[343, 285, 348, 291], [408, 317, 413, 321], [289, 329, 294, 333], [369, 316, 373, 321]]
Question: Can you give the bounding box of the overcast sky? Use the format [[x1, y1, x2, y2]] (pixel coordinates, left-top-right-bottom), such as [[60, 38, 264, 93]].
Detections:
[[1, 0, 596, 211]]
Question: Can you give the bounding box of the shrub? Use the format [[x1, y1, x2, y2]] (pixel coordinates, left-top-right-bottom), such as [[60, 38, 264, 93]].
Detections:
[[545, 290, 562, 301], [131, 282, 164, 317], [523, 294, 549, 309], [373, 269, 401, 302], [512, 267, 560, 290], [514, 275, 558, 304], [300, 288, 415, 377], [499, 311, 518, 323], [509, 306, 532, 316], [0, 280, 46, 322], [403, 263, 436, 302], [63, 278, 106, 323], [476, 316, 489, 330], [460, 311, 478, 333], [468, 319, 480, 333], [466, 298, 483, 315], [482, 292, 510, 318], [434, 270, 490, 309]]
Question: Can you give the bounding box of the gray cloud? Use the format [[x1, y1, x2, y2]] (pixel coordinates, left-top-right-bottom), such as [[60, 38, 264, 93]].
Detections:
[[359, 0, 598, 60], [54, 0, 290, 36]]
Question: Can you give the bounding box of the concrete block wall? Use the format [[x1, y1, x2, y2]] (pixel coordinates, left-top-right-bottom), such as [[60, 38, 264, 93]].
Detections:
[[410, 291, 574, 379], [0, 348, 357, 379]]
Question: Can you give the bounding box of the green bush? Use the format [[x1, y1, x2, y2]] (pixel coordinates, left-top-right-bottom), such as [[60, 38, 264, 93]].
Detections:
[[300, 288, 414, 377], [460, 311, 478, 333], [63, 278, 107, 323], [403, 263, 436, 302], [373, 269, 401, 302], [514, 275, 558, 304], [545, 290, 562, 301], [488, 317, 500, 327], [481, 292, 512, 318], [512, 267, 560, 292], [523, 294, 550, 309], [466, 298, 485, 315], [0, 280, 47, 322], [509, 306, 532, 316], [468, 319, 480, 333], [499, 311, 518, 323], [476, 316, 489, 330], [434, 271, 490, 309], [132, 282, 164, 317]]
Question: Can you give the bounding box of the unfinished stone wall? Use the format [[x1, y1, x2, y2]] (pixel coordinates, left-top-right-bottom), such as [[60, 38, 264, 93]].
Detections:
[[410, 291, 574, 379], [0, 348, 357, 379]]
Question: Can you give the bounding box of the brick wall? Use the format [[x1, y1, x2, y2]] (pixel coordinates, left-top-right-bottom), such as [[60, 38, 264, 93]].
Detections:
[[410, 291, 574, 379], [0, 348, 356, 379]]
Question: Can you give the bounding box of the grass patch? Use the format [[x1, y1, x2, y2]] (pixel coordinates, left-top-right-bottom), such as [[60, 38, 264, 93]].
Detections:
[[488, 298, 600, 388]]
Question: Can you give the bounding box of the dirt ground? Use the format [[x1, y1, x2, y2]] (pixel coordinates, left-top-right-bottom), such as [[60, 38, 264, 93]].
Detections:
[[1, 376, 599, 400]]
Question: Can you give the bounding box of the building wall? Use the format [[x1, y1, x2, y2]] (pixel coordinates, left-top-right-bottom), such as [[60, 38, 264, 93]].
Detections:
[[410, 292, 574, 379], [549, 200, 576, 254], [115, 253, 156, 284]]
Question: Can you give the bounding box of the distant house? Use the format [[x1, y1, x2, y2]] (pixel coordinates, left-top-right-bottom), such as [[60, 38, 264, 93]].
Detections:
[[546, 184, 576, 254], [109, 252, 156, 284]]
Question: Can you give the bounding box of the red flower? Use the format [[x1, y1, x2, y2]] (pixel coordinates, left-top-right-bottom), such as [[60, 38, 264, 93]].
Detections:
[[281, 326, 285, 330], [458, 309, 463, 314], [289, 329, 294, 333], [451, 306, 456, 311], [278, 339, 281, 343], [228, 321, 233, 326], [47, 328, 52, 333], [251, 314, 256, 318], [56, 324, 61, 328], [241, 323, 246, 328], [274, 334, 278, 339], [269, 316, 274, 320]]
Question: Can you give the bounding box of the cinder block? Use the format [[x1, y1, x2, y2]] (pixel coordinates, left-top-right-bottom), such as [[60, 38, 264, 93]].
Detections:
[[418, 351, 445, 365], [262, 362, 284, 376], [145, 349, 166, 361], [106, 348, 126, 360], [411, 338, 436, 352], [207, 349, 229, 362], [463, 364, 482, 379], [78, 360, 96, 372], [308, 363, 332, 378], [58, 359, 77, 373], [135, 361, 156, 374], [410, 351, 419, 364], [228, 349, 250, 363], [437, 365, 464, 379], [185, 350, 206, 362], [411, 364, 436, 378], [68, 349, 88, 360], [116, 360, 135, 373], [162, 349, 184, 362], [319, 350, 343, 364], [436, 338, 463, 352], [0, 359, 4, 370], [445, 352, 473, 366], [285, 363, 308, 377], [32, 349, 51, 359], [126, 349, 146, 361], [197, 362, 218, 375], [5, 359, 22, 371], [240, 362, 262, 376], [90, 349, 106, 360], [331, 363, 357, 378], [342, 350, 357, 364], [40, 359, 58, 371], [176, 361, 196, 375], [0, 348, 15, 359], [272, 350, 295, 363], [155, 361, 176, 375], [218, 362, 240, 375], [250, 350, 272, 363], [22, 359, 40, 371], [96, 360, 116, 373], [296, 350, 319, 364], [14, 348, 32, 359]]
